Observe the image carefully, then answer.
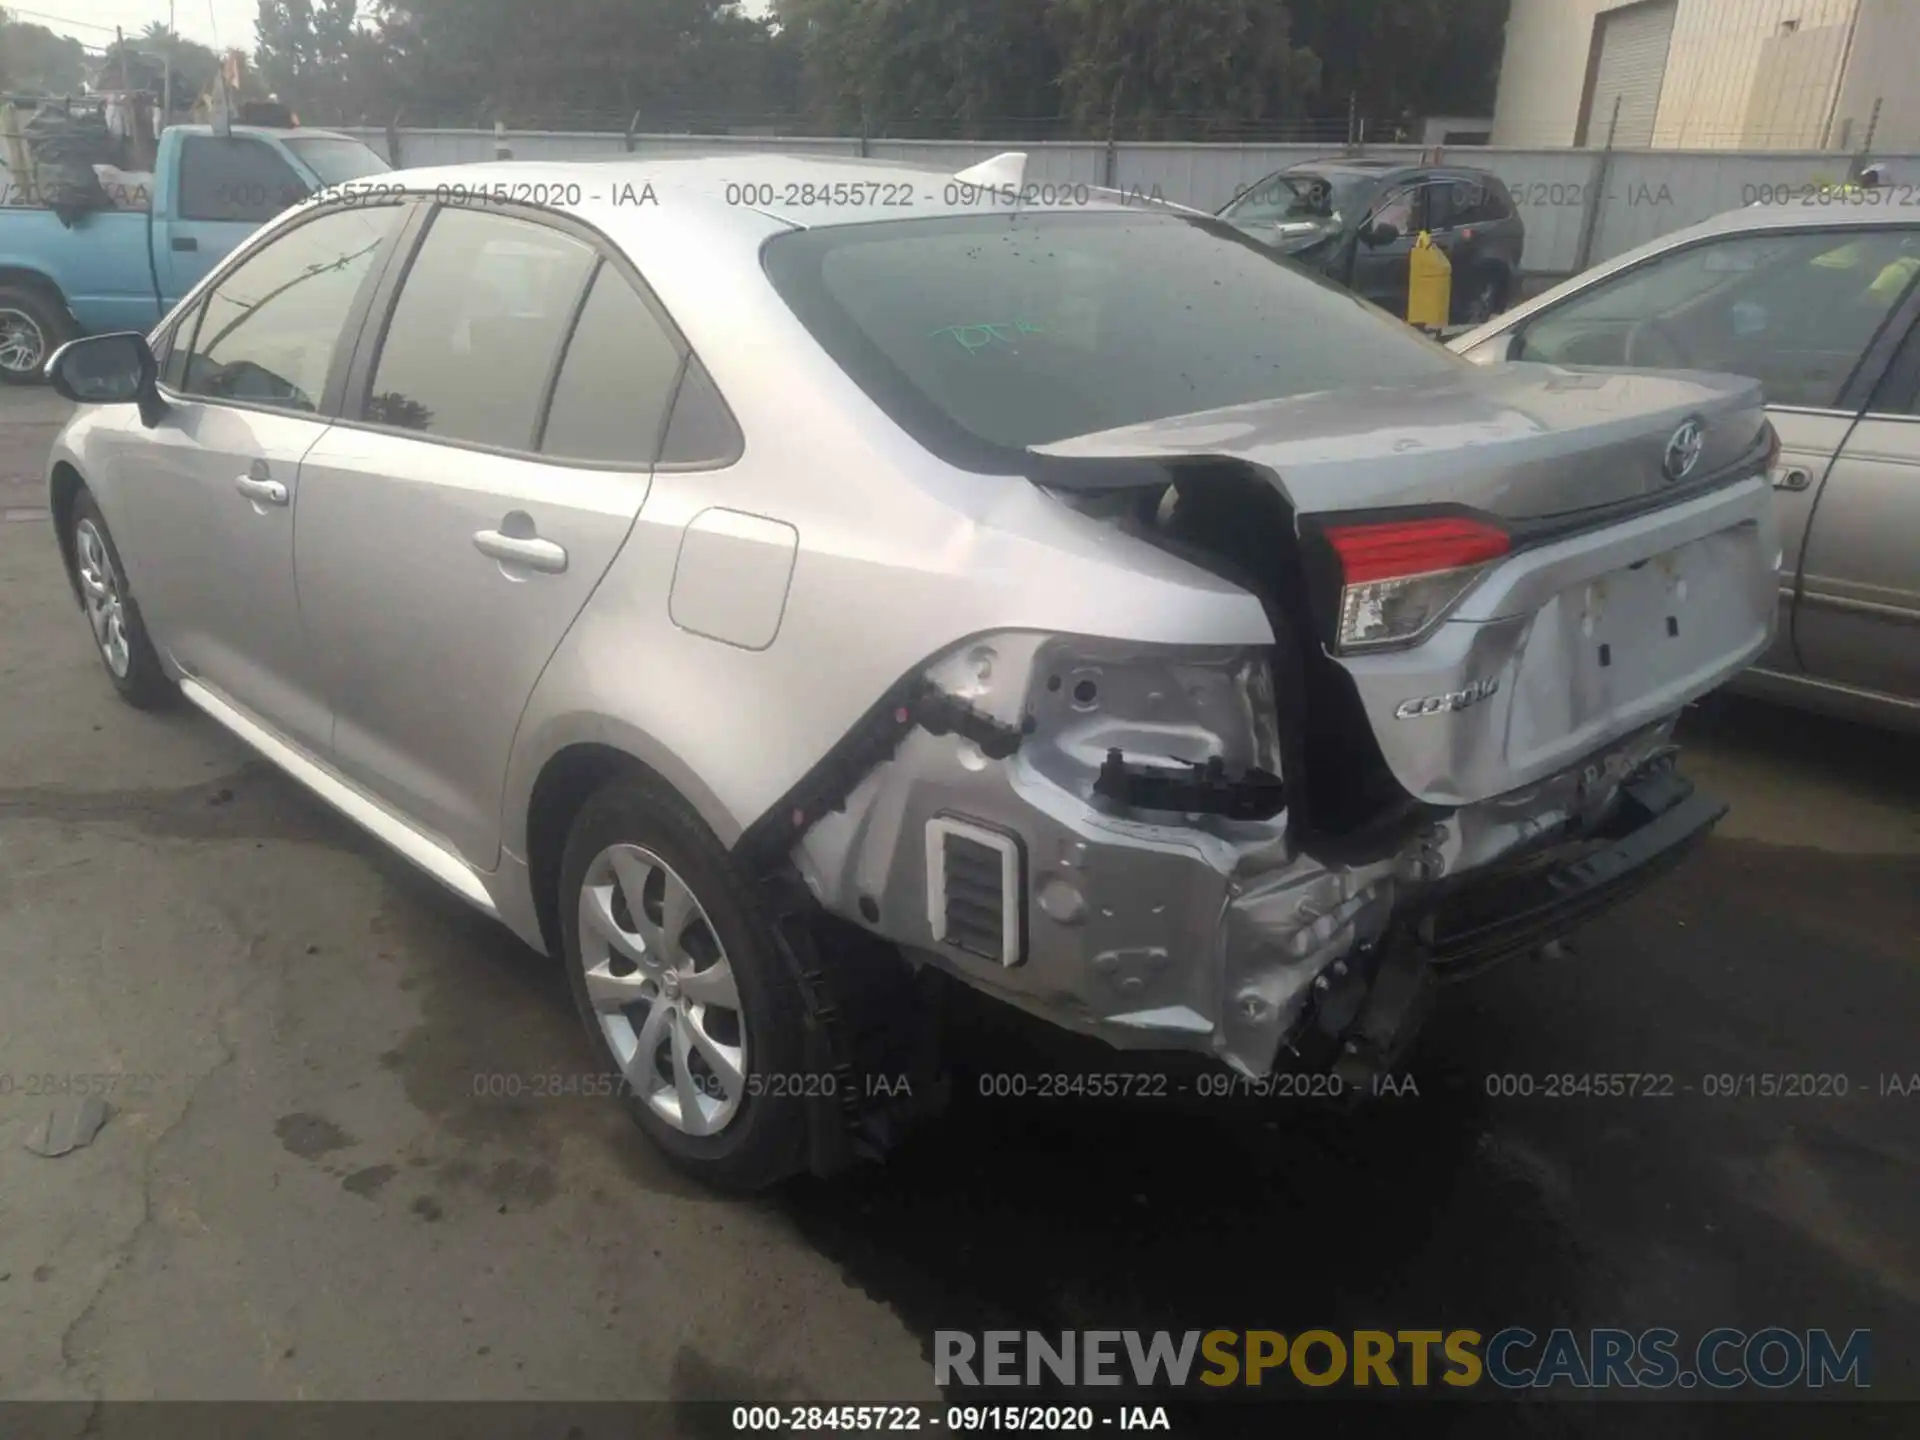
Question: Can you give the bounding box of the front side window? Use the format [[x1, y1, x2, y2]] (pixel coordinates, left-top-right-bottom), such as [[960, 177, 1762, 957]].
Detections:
[[365, 207, 596, 450], [1223, 171, 1369, 228], [1368, 187, 1423, 236], [178, 205, 401, 412], [177, 136, 311, 223], [1517, 227, 1920, 409], [764, 210, 1462, 468], [157, 303, 200, 391]]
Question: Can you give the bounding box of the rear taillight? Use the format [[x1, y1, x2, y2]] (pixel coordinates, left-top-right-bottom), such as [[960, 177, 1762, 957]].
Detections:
[[1321, 515, 1511, 651]]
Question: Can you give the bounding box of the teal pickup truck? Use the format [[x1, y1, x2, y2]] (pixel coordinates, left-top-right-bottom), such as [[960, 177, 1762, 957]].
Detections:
[[0, 123, 390, 382]]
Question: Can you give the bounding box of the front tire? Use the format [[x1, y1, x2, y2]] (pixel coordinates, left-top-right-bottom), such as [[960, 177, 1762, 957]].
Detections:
[[1455, 267, 1511, 326], [0, 283, 75, 386], [67, 491, 173, 709], [559, 774, 809, 1192]]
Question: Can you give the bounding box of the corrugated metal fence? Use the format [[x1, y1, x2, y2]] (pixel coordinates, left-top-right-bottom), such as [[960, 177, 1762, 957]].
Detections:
[[339, 127, 1920, 276]]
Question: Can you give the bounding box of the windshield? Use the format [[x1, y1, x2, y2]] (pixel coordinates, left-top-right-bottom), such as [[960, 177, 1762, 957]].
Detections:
[[764, 210, 1462, 469], [1221, 171, 1369, 227], [283, 136, 392, 184]]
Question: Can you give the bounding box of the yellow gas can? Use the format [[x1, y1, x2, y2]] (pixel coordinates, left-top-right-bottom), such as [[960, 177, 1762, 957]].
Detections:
[[1407, 231, 1452, 330]]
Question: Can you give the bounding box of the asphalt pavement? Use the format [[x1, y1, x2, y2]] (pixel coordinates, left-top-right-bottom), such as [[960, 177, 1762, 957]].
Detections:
[[0, 388, 1915, 1434]]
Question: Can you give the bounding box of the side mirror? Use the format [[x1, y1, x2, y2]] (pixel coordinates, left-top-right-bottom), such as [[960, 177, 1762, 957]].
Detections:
[[1364, 220, 1402, 248], [46, 332, 166, 428], [1461, 330, 1523, 365]]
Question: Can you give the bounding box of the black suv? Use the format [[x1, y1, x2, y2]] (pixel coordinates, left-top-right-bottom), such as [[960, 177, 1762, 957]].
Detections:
[[1219, 159, 1525, 324]]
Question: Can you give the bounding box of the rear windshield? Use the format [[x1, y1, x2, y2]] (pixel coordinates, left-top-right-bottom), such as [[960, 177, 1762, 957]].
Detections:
[[283, 136, 392, 184], [763, 210, 1460, 470]]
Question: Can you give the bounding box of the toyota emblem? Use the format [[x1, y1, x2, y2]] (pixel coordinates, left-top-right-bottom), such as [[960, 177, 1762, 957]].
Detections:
[[1664, 419, 1705, 483]]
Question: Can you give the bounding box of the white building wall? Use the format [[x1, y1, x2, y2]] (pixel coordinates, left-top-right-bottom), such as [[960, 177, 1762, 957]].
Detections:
[[1828, 0, 1920, 152], [1493, 0, 1863, 149]]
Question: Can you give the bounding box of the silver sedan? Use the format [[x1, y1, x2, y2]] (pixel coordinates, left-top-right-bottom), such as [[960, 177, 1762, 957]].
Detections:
[[1454, 204, 1920, 733], [45, 155, 1778, 1188]]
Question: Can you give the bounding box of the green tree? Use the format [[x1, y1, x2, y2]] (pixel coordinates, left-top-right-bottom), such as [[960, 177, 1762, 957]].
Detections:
[[0, 8, 89, 96], [137, 22, 224, 109], [256, 0, 391, 121], [1287, 0, 1511, 132], [775, 0, 1062, 136], [1048, 0, 1319, 139], [369, 0, 781, 127]]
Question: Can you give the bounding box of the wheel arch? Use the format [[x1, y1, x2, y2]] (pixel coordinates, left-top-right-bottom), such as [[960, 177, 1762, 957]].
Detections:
[[49, 460, 88, 607], [516, 730, 743, 960], [0, 265, 72, 310]]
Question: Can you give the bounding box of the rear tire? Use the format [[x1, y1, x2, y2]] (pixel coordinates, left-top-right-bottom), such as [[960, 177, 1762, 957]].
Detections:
[[0, 283, 75, 386], [67, 490, 174, 709], [558, 773, 809, 1192]]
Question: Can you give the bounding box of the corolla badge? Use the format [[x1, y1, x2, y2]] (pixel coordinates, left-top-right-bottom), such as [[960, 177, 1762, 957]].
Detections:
[[1663, 419, 1706, 483], [1395, 675, 1501, 720]]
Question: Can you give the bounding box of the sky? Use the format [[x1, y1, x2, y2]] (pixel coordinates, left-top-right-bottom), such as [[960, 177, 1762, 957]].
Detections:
[[13, 0, 773, 51], [9, 0, 259, 50]]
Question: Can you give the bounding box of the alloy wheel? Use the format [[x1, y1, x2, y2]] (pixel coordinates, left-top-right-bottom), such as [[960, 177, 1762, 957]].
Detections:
[[577, 843, 748, 1136], [74, 519, 132, 678], [0, 307, 46, 376]]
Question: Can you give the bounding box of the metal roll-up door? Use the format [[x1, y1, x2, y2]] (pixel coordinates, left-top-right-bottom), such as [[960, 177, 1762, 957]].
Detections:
[[1581, 0, 1679, 147]]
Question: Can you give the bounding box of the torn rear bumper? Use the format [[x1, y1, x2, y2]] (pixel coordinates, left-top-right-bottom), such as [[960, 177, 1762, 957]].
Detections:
[[782, 633, 1711, 1079], [1412, 767, 1726, 977]]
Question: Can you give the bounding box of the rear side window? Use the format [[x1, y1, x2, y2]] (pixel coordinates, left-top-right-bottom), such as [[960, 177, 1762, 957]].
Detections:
[[366, 207, 595, 450], [177, 136, 310, 223], [764, 211, 1460, 469], [539, 261, 685, 465], [282, 136, 391, 185], [1446, 178, 1513, 226], [658, 357, 743, 466], [178, 205, 401, 412]]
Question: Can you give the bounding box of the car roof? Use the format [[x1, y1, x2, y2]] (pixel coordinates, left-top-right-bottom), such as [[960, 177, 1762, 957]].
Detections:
[[370, 153, 1201, 234], [1689, 200, 1920, 236], [1290, 158, 1402, 173], [1280, 157, 1503, 183], [168, 123, 361, 143]]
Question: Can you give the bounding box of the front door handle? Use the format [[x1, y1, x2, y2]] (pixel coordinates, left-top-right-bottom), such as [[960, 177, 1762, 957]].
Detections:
[[1773, 466, 1813, 492], [234, 474, 289, 506], [473, 528, 568, 574]]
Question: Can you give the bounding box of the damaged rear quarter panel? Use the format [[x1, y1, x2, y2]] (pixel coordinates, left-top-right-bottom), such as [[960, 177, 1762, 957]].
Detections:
[[501, 341, 1273, 863]]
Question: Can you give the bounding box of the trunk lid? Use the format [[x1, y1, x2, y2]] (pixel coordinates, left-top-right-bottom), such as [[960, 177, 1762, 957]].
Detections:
[[1030, 361, 1781, 814], [1030, 361, 1769, 523]]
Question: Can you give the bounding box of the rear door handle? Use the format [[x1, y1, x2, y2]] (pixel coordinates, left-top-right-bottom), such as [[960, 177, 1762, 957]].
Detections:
[[473, 529, 568, 574], [172, 236, 199, 252], [234, 474, 289, 506], [1773, 467, 1813, 492]]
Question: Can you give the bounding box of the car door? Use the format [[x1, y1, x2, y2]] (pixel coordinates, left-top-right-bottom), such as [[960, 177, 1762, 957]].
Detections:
[[153, 134, 313, 307], [1349, 183, 1430, 318], [1489, 225, 1920, 676], [293, 203, 688, 868], [1794, 311, 1920, 705], [113, 202, 406, 755]]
